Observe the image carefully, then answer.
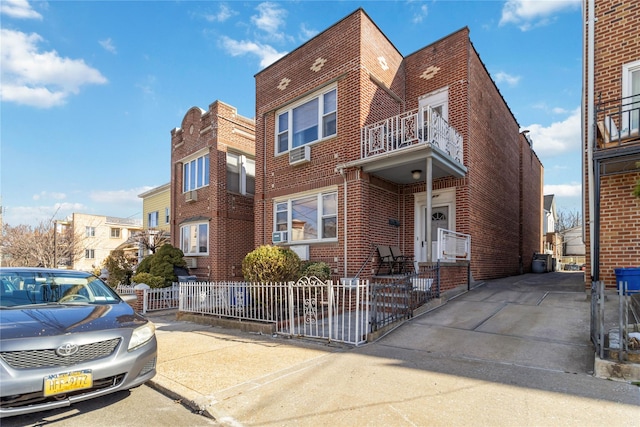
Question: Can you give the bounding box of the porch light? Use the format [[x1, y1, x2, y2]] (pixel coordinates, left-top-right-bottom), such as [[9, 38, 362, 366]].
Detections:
[[411, 170, 422, 180]]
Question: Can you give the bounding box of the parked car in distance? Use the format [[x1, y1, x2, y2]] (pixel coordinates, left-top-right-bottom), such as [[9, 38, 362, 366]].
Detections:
[[0, 268, 157, 418]]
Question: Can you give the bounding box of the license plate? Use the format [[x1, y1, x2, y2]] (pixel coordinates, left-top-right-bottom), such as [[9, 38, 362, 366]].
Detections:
[[43, 370, 93, 396]]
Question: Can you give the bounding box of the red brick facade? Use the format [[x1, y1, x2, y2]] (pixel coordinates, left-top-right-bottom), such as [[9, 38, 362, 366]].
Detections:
[[170, 101, 255, 281], [254, 9, 542, 288], [584, 0, 640, 288]]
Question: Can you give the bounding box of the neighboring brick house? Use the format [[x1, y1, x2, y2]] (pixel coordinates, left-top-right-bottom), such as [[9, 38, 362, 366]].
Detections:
[[254, 8, 542, 286], [170, 101, 255, 281], [584, 0, 640, 287]]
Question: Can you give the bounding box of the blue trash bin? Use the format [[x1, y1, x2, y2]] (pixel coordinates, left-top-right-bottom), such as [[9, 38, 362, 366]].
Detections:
[[614, 267, 640, 294]]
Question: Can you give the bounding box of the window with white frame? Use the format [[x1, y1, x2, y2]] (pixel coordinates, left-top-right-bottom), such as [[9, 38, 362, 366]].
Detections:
[[180, 222, 209, 255], [165, 207, 170, 224], [183, 153, 210, 192], [148, 211, 159, 228], [226, 152, 255, 195], [85, 249, 95, 259], [110, 228, 121, 238], [85, 226, 95, 237], [274, 191, 337, 243], [622, 60, 640, 132], [276, 87, 337, 154]]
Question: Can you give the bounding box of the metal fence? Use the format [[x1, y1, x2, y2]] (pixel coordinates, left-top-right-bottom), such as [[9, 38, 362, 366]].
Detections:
[[115, 283, 180, 313], [591, 280, 640, 362], [180, 277, 370, 345]]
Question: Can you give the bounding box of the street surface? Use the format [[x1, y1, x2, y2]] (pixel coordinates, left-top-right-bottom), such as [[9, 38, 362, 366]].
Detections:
[[2, 384, 215, 426]]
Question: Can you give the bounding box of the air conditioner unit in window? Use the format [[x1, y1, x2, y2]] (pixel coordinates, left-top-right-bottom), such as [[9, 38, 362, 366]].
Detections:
[[272, 231, 289, 244], [185, 190, 197, 203], [289, 145, 311, 166], [184, 257, 197, 268]]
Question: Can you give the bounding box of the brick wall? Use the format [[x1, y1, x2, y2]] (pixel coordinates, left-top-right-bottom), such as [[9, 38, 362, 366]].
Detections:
[[254, 9, 541, 282], [584, 0, 640, 287], [170, 101, 255, 281]]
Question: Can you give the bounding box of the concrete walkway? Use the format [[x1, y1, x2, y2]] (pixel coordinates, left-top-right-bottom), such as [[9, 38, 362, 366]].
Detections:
[[147, 272, 639, 426]]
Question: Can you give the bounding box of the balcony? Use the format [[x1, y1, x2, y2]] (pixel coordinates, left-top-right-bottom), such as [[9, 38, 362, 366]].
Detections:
[[347, 106, 466, 184], [595, 94, 640, 156]]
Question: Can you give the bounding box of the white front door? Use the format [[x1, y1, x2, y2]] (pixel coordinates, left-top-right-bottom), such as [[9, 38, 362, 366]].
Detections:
[[414, 189, 456, 264]]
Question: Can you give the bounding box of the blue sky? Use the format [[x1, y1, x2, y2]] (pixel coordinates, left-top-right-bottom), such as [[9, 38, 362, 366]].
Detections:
[[1, 0, 583, 227]]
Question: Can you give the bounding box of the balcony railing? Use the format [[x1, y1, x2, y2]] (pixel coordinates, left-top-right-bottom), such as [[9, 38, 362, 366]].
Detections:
[[595, 94, 640, 150], [361, 106, 463, 164]]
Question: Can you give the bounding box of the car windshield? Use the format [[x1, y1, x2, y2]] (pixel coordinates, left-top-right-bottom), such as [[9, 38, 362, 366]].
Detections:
[[0, 270, 122, 307]]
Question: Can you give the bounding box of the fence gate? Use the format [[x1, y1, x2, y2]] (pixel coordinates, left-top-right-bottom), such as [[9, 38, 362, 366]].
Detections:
[[277, 277, 369, 346]]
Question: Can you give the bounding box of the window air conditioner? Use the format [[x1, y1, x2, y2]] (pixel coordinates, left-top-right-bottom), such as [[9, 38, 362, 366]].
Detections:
[[272, 231, 289, 244], [184, 257, 197, 268], [185, 190, 197, 203], [289, 145, 311, 165]]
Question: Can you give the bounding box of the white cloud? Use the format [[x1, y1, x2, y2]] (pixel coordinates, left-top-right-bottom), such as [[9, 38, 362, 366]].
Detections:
[[32, 191, 67, 201], [0, 0, 42, 20], [299, 23, 318, 41], [494, 71, 521, 87], [0, 29, 108, 108], [220, 36, 287, 68], [544, 183, 582, 198], [204, 3, 236, 23], [2, 202, 87, 227], [251, 2, 287, 35], [89, 187, 151, 205], [412, 5, 428, 24], [523, 107, 581, 158], [500, 0, 581, 31], [99, 38, 117, 54]]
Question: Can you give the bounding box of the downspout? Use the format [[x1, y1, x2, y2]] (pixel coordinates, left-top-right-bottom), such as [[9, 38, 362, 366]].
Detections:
[[263, 113, 268, 245], [585, 0, 596, 280], [336, 166, 348, 278]]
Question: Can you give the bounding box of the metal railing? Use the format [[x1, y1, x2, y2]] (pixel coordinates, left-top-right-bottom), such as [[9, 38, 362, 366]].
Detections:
[[361, 106, 463, 164], [595, 93, 640, 149], [591, 280, 640, 362]]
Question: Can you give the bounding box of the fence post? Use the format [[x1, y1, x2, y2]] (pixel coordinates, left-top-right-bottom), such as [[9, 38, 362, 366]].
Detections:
[[134, 283, 150, 314]]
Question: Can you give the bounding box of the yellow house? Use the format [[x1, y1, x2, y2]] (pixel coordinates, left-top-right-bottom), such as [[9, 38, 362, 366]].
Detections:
[[139, 183, 171, 232]]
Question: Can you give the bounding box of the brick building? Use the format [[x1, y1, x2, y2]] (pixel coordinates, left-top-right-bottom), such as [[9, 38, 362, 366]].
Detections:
[[254, 9, 542, 286], [170, 101, 255, 281], [584, 0, 640, 287]]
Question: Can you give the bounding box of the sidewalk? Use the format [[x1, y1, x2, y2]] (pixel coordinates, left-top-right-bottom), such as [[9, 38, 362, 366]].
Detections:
[[147, 272, 640, 426]]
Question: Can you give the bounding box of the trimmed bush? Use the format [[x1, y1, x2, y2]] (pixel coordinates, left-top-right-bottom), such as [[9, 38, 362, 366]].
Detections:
[[242, 245, 301, 283], [300, 261, 331, 281], [136, 244, 187, 287], [131, 272, 165, 288]]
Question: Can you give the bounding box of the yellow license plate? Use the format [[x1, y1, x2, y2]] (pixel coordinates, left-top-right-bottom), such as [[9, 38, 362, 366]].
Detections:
[[43, 370, 93, 396]]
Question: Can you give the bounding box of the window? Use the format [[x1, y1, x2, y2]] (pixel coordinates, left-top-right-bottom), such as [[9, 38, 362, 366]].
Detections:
[[110, 228, 121, 238], [180, 222, 208, 255], [85, 226, 95, 237], [622, 60, 640, 132], [165, 207, 170, 224], [276, 87, 337, 154], [183, 153, 210, 192], [274, 191, 337, 243], [148, 211, 159, 228], [85, 249, 95, 259], [226, 152, 255, 195]]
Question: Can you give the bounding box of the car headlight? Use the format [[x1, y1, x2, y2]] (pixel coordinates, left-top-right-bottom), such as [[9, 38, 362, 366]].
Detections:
[[128, 322, 155, 351]]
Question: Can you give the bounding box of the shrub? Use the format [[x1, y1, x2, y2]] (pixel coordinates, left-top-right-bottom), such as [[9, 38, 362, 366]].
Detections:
[[242, 245, 301, 283], [300, 261, 331, 281], [136, 244, 187, 287], [102, 249, 136, 288], [131, 272, 165, 288]]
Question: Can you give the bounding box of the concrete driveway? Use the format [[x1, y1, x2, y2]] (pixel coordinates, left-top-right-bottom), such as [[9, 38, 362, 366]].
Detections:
[[150, 271, 640, 426]]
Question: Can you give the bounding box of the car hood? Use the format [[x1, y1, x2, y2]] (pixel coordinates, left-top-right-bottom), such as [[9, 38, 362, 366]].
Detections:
[[0, 303, 147, 339]]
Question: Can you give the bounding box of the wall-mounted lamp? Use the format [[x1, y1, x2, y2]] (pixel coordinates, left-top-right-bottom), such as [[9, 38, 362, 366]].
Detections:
[[411, 170, 422, 180]]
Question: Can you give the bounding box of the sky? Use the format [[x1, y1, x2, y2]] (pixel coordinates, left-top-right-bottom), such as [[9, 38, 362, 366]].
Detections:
[[0, 0, 584, 227]]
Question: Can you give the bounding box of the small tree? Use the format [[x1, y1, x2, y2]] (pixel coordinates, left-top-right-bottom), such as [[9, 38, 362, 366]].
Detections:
[[135, 244, 187, 287], [102, 249, 136, 287], [242, 245, 301, 283]]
